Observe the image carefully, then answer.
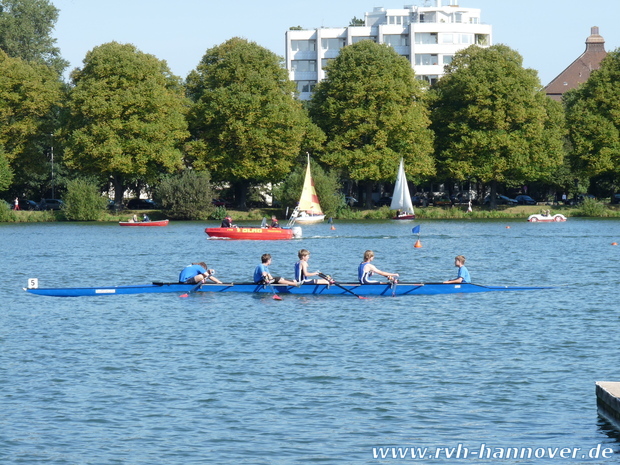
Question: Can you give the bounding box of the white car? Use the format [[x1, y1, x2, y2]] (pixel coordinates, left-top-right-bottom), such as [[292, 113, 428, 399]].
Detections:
[[527, 213, 567, 222]]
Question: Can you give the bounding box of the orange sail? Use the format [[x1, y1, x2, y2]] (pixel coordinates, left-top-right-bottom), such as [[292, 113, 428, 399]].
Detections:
[[297, 155, 323, 214]]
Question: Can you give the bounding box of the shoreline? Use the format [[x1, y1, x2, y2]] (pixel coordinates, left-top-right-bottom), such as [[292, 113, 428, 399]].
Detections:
[[3, 204, 620, 223]]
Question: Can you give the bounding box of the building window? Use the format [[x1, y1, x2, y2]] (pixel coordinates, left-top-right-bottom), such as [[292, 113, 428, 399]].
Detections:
[[469, 17, 479, 24], [415, 54, 439, 66], [352, 36, 376, 44], [388, 15, 407, 25], [384, 34, 408, 47], [419, 12, 436, 23], [453, 12, 463, 23], [414, 32, 438, 44], [416, 75, 439, 86], [296, 80, 317, 93], [442, 33, 455, 44], [291, 60, 317, 72], [291, 40, 316, 52], [443, 55, 454, 65], [321, 38, 345, 50], [475, 34, 489, 45], [321, 58, 334, 69], [461, 34, 473, 45]]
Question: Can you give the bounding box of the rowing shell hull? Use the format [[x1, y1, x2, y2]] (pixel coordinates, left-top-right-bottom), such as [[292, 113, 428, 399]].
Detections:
[[24, 282, 554, 297], [119, 219, 169, 227], [205, 227, 299, 240]]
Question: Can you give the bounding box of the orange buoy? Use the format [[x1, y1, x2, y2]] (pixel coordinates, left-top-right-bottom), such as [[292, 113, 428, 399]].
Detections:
[[414, 239, 422, 248], [506, 226, 511, 229], [612, 242, 618, 246], [331, 225, 336, 230]]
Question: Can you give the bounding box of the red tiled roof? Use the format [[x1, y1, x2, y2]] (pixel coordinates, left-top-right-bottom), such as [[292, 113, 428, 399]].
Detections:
[[545, 27, 607, 101]]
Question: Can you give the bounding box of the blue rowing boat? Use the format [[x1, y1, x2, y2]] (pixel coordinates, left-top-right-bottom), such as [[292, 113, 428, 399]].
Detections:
[[24, 281, 554, 297]]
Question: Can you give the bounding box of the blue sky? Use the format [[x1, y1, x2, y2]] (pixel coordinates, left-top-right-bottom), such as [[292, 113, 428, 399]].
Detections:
[[52, 0, 619, 86]]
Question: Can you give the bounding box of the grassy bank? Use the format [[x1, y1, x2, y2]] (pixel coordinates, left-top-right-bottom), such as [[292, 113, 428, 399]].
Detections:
[[331, 203, 620, 220], [3, 202, 620, 223]]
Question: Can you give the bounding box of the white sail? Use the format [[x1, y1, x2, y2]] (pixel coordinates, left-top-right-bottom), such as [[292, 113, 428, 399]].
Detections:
[[390, 158, 415, 214]]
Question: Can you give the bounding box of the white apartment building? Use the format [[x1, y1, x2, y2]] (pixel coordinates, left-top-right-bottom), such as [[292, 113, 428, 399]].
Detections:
[[285, 0, 492, 99]]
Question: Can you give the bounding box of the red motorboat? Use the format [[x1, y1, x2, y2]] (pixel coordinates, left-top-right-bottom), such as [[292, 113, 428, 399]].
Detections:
[[119, 219, 169, 227], [205, 226, 302, 240]]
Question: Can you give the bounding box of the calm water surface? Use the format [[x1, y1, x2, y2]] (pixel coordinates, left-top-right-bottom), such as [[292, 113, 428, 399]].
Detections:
[[1, 218, 620, 464]]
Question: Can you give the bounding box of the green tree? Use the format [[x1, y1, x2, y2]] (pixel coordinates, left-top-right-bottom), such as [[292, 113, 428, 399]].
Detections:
[[0, 145, 13, 191], [62, 42, 189, 207], [186, 37, 318, 208], [565, 50, 620, 190], [349, 16, 364, 26], [155, 169, 214, 220], [429, 45, 565, 208], [63, 177, 108, 221], [308, 40, 435, 206], [0, 50, 62, 196], [0, 0, 67, 74]]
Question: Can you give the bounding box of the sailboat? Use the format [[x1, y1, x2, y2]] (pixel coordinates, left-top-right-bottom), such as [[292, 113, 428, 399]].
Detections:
[[289, 155, 325, 225], [390, 158, 415, 220]]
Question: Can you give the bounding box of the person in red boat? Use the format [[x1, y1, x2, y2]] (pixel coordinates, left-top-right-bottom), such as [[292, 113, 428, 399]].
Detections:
[[221, 215, 236, 228]]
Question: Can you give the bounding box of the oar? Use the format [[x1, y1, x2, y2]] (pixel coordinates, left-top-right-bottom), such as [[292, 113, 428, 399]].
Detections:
[[266, 281, 282, 300], [390, 277, 398, 297], [318, 272, 368, 299], [179, 280, 203, 298]]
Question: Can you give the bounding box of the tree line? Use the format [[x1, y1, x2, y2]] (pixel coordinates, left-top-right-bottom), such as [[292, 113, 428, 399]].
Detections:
[[1, 0, 620, 215]]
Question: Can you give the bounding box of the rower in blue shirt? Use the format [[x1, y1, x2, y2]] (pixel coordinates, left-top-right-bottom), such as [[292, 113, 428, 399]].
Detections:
[[358, 250, 399, 284], [294, 249, 332, 285], [254, 253, 298, 286], [443, 255, 471, 284], [179, 262, 222, 284]]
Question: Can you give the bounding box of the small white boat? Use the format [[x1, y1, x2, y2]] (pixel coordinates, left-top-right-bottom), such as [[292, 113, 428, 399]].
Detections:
[[289, 155, 325, 224], [390, 158, 415, 220], [527, 213, 567, 222]]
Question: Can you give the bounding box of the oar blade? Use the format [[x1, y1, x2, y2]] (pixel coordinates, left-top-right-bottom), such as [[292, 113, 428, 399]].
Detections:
[[179, 280, 203, 298]]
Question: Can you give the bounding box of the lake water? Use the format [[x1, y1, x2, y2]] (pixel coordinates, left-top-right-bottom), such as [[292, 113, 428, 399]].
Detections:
[[2, 218, 620, 464]]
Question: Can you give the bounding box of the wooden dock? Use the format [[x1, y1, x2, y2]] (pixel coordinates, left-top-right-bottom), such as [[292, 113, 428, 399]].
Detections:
[[596, 381, 620, 429]]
